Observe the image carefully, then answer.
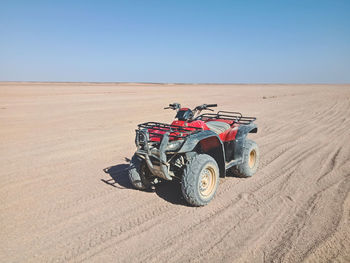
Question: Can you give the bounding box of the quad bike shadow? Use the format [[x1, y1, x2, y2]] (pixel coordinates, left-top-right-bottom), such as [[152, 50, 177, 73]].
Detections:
[[102, 163, 132, 189], [102, 159, 187, 206]]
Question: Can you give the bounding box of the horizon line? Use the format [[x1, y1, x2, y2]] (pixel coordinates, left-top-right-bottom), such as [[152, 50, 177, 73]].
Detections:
[[1, 81, 350, 85]]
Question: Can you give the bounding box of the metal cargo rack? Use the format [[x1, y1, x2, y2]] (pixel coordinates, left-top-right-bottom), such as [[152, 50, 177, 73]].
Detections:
[[197, 110, 256, 125], [137, 121, 203, 140]]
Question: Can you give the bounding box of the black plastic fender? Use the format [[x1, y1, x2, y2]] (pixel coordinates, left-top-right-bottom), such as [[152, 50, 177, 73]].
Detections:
[[233, 123, 258, 160], [178, 130, 226, 177]]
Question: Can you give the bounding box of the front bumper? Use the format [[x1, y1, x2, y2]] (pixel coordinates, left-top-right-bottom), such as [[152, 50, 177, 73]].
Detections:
[[135, 130, 173, 180]]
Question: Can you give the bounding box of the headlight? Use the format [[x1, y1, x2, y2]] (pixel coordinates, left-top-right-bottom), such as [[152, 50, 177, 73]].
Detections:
[[166, 140, 184, 151], [135, 130, 148, 146], [138, 133, 146, 143]]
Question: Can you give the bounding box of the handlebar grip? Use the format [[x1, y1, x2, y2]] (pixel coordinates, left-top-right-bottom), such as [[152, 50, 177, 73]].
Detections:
[[206, 104, 217, 107]]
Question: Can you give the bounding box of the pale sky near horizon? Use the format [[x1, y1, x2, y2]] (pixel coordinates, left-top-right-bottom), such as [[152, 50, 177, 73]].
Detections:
[[0, 0, 349, 83]]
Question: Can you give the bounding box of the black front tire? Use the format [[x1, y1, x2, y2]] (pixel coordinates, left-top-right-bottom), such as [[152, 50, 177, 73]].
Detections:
[[234, 139, 259, 177], [128, 154, 151, 190], [181, 154, 219, 206]]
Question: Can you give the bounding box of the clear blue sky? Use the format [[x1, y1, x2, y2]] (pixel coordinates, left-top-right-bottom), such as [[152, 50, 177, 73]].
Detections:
[[1, 0, 349, 83]]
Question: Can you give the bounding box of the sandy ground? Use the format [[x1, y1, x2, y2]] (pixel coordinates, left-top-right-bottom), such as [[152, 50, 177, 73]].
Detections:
[[0, 82, 349, 262]]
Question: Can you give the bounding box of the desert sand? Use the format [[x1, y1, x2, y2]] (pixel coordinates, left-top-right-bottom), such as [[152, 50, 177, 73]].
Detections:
[[0, 82, 349, 262]]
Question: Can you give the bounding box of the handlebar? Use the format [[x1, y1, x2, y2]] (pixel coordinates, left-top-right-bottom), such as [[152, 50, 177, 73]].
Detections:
[[164, 102, 218, 120], [164, 103, 181, 110], [195, 104, 218, 111]]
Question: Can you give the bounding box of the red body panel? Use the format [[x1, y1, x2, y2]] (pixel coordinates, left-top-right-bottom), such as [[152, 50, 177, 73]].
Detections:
[[219, 125, 238, 141], [148, 118, 239, 142], [171, 120, 210, 130], [200, 137, 221, 151], [200, 118, 239, 141]]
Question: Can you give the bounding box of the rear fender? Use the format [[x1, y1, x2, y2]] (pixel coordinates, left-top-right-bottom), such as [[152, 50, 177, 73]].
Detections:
[[233, 123, 258, 160], [179, 130, 226, 177]]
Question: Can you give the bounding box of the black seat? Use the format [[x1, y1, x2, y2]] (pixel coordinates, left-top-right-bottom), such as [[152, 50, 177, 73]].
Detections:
[[206, 121, 230, 134]]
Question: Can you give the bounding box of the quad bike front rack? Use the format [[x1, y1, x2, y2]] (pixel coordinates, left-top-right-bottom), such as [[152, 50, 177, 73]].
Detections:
[[135, 122, 202, 181], [137, 121, 203, 140]]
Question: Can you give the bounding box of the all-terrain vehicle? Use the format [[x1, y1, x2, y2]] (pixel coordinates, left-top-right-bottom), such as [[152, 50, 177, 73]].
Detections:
[[129, 103, 259, 206]]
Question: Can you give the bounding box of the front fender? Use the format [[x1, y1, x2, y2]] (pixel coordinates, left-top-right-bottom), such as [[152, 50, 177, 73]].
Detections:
[[178, 130, 219, 153], [179, 130, 226, 177]]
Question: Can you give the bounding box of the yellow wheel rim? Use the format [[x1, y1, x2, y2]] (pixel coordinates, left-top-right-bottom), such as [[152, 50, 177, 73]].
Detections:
[[248, 149, 257, 168], [199, 166, 217, 198]]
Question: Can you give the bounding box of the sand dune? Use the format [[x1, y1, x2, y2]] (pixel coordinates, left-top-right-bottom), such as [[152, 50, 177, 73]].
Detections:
[[0, 83, 349, 262]]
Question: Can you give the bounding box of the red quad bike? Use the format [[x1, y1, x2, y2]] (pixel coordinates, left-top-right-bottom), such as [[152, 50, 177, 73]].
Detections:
[[129, 103, 259, 206]]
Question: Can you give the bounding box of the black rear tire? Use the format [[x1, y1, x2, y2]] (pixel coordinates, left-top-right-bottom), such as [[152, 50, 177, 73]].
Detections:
[[234, 139, 259, 177], [181, 154, 219, 206], [128, 154, 151, 190]]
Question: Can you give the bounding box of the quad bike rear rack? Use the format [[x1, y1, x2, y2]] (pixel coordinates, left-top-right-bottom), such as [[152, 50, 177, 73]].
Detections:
[[197, 111, 256, 125]]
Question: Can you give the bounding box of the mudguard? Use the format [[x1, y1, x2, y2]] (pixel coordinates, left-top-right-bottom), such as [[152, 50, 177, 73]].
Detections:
[[178, 130, 218, 152], [178, 130, 226, 177], [233, 123, 258, 160]]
